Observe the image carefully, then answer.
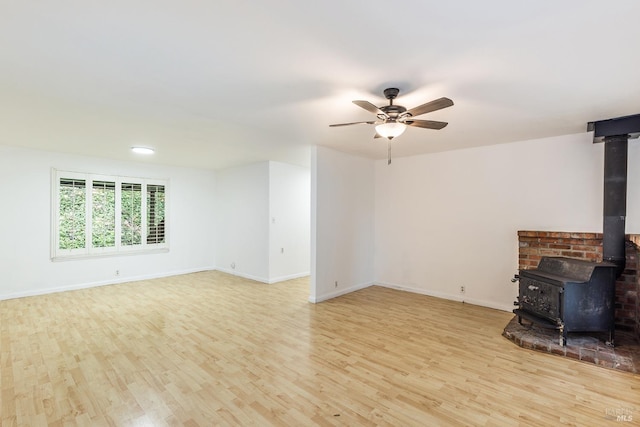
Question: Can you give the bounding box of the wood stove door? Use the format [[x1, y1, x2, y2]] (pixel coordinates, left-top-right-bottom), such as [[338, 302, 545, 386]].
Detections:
[[519, 277, 562, 322]]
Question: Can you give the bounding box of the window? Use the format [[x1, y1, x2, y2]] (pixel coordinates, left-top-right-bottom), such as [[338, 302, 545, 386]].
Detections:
[[52, 169, 168, 260]]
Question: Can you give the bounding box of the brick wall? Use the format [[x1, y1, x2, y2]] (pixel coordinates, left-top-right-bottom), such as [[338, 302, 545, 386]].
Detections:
[[518, 231, 639, 336]]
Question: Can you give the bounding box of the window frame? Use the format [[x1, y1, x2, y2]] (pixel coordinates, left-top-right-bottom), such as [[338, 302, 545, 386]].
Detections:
[[51, 169, 169, 261]]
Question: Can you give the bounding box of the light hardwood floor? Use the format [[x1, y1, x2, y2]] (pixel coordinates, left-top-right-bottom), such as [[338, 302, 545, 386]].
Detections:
[[1, 271, 638, 426]]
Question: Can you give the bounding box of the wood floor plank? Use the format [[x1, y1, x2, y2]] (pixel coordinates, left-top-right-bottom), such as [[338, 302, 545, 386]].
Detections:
[[1, 271, 639, 426]]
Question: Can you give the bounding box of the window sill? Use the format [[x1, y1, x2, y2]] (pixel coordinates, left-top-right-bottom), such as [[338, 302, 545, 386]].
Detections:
[[51, 247, 169, 262]]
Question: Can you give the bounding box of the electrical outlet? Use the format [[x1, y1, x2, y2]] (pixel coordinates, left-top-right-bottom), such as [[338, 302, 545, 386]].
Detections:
[[115, 270, 120, 276], [460, 285, 465, 294], [231, 262, 236, 269], [335, 281, 338, 288]]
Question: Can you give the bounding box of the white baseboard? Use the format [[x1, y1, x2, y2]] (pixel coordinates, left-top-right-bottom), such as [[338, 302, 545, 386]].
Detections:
[[268, 271, 310, 284], [215, 268, 310, 284], [375, 281, 513, 312], [309, 281, 373, 303], [215, 267, 269, 283], [0, 266, 217, 301]]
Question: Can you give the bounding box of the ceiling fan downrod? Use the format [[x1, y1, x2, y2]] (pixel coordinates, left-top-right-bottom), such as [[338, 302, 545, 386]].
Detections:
[[383, 88, 400, 103]]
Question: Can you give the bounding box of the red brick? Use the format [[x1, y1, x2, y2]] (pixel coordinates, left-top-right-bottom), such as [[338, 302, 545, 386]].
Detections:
[[572, 245, 598, 252], [562, 239, 590, 245], [549, 244, 571, 250], [580, 349, 597, 363], [529, 238, 548, 244], [595, 350, 617, 366], [519, 247, 540, 255], [548, 342, 566, 356], [539, 249, 563, 256], [520, 338, 534, 349], [561, 251, 586, 259], [565, 346, 580, 360], [519, 231, 543, 237], [569, 233, 592, 239], [533, 340, 549, 352], [616, 309, 634, 319]]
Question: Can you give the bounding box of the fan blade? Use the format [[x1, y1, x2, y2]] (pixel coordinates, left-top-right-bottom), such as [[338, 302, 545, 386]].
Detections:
[[404, 97, 453, 117], [405, 120, 448, 130], [329, 121, 376, 127], [353, 100, 388, 117]]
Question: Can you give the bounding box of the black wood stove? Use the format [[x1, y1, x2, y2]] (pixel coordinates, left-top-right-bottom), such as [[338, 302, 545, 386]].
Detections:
[[512, 114, 640, 346], [514, 256, 617, 346]]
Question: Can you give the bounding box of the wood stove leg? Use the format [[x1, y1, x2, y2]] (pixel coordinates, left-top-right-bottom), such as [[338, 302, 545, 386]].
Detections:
[[559, 325, 566, 347], [607, 329, 615, 347]]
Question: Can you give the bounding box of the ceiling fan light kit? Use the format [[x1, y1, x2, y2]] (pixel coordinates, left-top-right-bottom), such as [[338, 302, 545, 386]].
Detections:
[[375, 121, 406, 139], [330, 88, 453, 164]]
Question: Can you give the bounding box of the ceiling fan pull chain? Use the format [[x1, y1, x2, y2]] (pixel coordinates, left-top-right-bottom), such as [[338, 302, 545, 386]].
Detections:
[[388, 142, 392, 165]]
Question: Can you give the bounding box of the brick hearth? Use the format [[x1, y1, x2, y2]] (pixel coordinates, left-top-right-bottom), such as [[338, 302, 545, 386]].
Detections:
[[503, 317, 639, 373]]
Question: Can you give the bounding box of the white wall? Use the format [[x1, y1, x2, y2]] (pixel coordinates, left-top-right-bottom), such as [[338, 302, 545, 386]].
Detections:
[[215, 162, 270, 282], [268, 161, 310, 282], [374, 132, 640, 311], [8, 131, 637, 310], [216, 161, 311, 283], [310, 146, 375, 302], [0, 145, 217, 300]]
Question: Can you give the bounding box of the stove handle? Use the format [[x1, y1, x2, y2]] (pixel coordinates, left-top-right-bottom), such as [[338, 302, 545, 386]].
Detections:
[[527, 284, 539, 291], [511, 274, 520, 283]]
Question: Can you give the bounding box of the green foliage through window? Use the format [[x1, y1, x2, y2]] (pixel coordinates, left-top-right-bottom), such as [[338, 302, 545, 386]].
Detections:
[[59, 179, 86, 250]]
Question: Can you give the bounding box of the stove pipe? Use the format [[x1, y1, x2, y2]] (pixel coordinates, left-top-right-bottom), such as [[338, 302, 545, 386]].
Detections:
[[589, 113, 640, 277], [602, 135, 628, 277]]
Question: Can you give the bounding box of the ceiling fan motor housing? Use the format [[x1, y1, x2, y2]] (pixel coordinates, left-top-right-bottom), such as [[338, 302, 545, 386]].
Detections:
[[380, 105, 407, 119], [383, 88, 400, 100], [381, 88, 407, 119]]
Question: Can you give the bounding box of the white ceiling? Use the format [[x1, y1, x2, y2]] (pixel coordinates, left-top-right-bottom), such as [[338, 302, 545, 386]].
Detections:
[[1, 1, 639, 170]]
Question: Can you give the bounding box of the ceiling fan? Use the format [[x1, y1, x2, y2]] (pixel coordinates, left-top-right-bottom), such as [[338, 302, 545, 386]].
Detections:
[[330, 88, 453, 164]]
